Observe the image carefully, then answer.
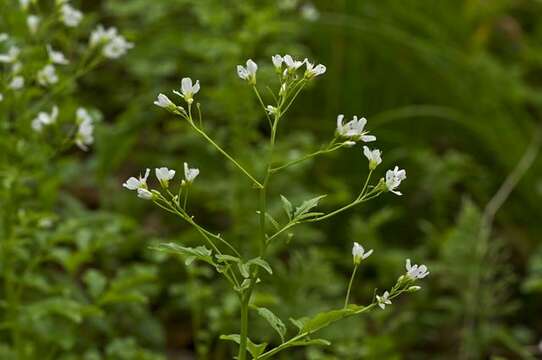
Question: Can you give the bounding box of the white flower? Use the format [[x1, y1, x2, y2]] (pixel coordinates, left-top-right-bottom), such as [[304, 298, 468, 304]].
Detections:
[[304, 59, 326, 78], [0, 46, 20, 63], [376, 291, 392, 309], [9, 76, 24, 90], [405, 259, 430, 280], [47, 45, 69, 65], [37, 64, 58, 86], [0, 93, 3, 102], [173, 77, 200, 105], [12, 62, 22, 74], [363, 146, 382, 170], [123, 168, 150, 190], [155, 167, 176, 188], [283, 55, 303, 71], [27, 15, 41, 33], [89, 25, 117, 47], [32, 106, 59, 132], [301, 3, 320, 21], [352, 242, 373, 265], [184, 162, 199, 183], [103, 35, 133, 59], [0, 33, 8, 42], [385, 166, 406, 196], [60, 4, 83, 27], [266, 105, 278, 115], [237, 59, 258, 84], [272, 54, 283, 70], [75, 108, 94, 151], [336, 114, 376, 142], [137, 188, 153, 200], [154, 93, 177, 111]]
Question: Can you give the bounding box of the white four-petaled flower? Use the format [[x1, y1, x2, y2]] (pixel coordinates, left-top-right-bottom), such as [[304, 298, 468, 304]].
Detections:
[[32, 106, 59, 132], [283, 55, 303, 70], [237, 59, 258, 84], [272, 54, 283, 70], [376, 291, 392, 309], [174, 77, 200, 105], [352, 242, 373, 265], [385, 166, 406, 196], [37, 64, 58, 86], [155, 167, 176, 188], [304, 59, 326, 78], [154, 93, 177, 111], [103, 35, 134, 59], [60, 3, 83, 28], [336, 114, 376, 142], [405, 259, 430, 280], [184, 162, 199, 183], [75, 108, 94, 151], [363, 146, 382, 170], [123, 168, 150, 191], [47, 45, 69, 65]]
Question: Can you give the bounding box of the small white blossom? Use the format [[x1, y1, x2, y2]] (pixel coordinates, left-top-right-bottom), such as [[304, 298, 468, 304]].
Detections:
[[237, 59, 258, 84], [32, 106, 59, 132], [103, 35, 133, 59], [19, 0, 30, 10], [184, 162, 199, 183], [283, 55, 303, 71], [0, 33, 8, 42], [304, 59, 326, 78], [123, 168, 150, 191], [47, 45, 69, 65], [385, 166, 406, 196], [137, 188, 153, 200], [363, 146, 382, 170], [27, 15, 41, 34], [301, 3, 320, 21], [60, 4, 83, 27], [154, 93, 177, 111], [405, 259, 430, 280], [336, 114, 376, 142], [0, 46, 20, 63], [272, 54, 283, 70], [9, 76, 24, 90], [75, 108, 94, 151], [266, 105, 278, 115], [352, 242, 373, 265], [155, 167, 176, 188], [0, 93, 3, 102], [173, 77, 200, 105], [376, 291, 392, 309], [37, 64, 58, 86], [89, 25, 117, 47]]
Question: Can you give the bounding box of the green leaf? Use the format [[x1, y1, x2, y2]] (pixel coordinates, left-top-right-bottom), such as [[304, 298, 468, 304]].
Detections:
[[238, 262, 250, 278], [219, 334, 267, 358], [246, 257, 273, 275], [301, 308, 354, 334], [280, 195, 293, 220], [253, 306, 286, 343], [215, 254, 241, 263], [151, 243, 214, 266], [293, 195, 327, 219], [289, 317, 309, 334], [265, 212, 281, 230]]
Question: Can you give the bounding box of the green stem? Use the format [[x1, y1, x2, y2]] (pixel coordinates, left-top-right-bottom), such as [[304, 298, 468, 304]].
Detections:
[[238, 295, 250, 360], [270, 143, 345, 173], [344, 264, 359, 308], [190, 123, 263, 188]]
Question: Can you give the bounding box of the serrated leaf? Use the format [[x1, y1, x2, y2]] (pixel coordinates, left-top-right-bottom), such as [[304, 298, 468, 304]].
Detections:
[[219, 334, 267, 358], [293, 195, 327, 219], [253, 306, 286, 343], [151, 243, 214, 266], [246, 257, 273, 275], [280, 195, 293, 220]]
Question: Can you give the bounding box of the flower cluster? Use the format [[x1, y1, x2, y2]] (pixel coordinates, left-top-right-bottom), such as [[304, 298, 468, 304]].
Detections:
[[123, 163, 200, 200], [89, 25, 134, 59]]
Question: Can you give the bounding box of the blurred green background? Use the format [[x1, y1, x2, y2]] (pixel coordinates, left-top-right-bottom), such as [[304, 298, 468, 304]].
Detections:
[[2, 0, 542, 359]]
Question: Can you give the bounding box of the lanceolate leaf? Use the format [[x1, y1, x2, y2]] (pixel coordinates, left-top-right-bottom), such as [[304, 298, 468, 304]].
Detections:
[[253, 306, 286, 343], [246, 257, 273, 275], [151, 243, 214, 266], [293, 195, 327, 219], [280, 195, 293, 220]]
